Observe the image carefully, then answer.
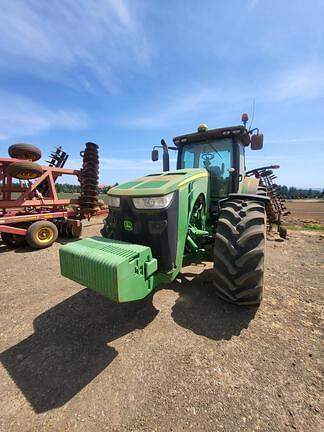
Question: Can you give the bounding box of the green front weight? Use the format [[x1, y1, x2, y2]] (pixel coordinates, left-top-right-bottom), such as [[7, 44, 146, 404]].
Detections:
[[59, 236, 158, 302]]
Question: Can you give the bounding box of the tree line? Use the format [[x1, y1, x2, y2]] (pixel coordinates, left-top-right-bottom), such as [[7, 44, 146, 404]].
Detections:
[[55, 183, 118, 194], [6, 181, 321, 198], [54, 183, 324, 199], [275, 185, 324, 199]]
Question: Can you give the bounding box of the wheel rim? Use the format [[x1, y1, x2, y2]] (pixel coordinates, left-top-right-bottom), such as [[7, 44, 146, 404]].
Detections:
[[17, 171, 38, 179], [36, 227, 55, 243]]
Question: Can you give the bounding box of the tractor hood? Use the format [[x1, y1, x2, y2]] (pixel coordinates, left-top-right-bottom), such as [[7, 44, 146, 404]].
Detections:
[[108, 168, 208, 196]]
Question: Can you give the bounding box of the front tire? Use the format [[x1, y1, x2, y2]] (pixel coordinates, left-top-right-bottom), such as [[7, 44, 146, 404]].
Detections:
[[213, 198, 266, 306]]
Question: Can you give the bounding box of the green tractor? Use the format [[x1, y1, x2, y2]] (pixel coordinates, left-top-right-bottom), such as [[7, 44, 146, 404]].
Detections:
[[60, 114, 270, 306]]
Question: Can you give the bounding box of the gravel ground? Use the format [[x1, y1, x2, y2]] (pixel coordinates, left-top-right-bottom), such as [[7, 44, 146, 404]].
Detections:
[[0, 217, 323, 432]]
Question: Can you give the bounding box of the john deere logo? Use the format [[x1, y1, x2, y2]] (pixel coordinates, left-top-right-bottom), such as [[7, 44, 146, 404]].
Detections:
[[124, 220, 133, 231]]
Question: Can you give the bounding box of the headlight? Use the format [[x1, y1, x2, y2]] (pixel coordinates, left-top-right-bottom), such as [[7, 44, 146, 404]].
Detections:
[[132, 192, 174, 209], [107, 195, 120, 208]]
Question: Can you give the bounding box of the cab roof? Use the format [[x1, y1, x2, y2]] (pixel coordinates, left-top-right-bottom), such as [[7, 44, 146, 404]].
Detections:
[[173, 125, 248, 146]]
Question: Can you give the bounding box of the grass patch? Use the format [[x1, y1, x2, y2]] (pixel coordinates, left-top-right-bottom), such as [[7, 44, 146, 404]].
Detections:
[[304, 223, 324, 231], [286, 223, 324, 232]]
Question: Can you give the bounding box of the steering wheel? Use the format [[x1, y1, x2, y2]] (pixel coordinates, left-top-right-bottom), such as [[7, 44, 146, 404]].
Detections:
[[201, 152, 215, 162], [201, 152, 215, 168]]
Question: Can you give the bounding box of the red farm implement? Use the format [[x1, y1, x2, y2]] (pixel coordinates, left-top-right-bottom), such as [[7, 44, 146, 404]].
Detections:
[[246, 164, 290, 238], [0, 143, 106, 249]]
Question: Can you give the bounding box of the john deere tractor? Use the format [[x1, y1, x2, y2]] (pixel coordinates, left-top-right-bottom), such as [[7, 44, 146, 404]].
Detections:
[[60, 114, 270, 306]]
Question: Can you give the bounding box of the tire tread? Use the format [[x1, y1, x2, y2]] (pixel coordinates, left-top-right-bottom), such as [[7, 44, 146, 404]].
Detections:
[[213, 198, 265, 305]]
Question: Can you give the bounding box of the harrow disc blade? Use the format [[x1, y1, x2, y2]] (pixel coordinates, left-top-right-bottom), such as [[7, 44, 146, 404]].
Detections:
[[79, 142, 99, 217]]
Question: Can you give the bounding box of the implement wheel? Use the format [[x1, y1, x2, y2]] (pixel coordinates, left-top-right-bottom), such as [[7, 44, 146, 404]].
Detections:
[[70, 223, 82, 238], [8, 143, 42, 161], [26, 221, 58, 249], [279, 225, 287, 239], [213, 198, 266, 306], [7, 161, 43, 180]]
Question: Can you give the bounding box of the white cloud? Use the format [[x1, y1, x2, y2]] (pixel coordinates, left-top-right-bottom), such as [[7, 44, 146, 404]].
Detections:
[[267, 64, 324, 102], [120, 85, 251, 129], [0, 93, 89, 139], [0, 0, 150, 91], [119, 63, 324, 130]]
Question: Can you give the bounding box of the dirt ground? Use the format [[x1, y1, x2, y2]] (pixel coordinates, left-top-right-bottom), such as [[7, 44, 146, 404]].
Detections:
[[0, 216, 323, 432], [287, 200, 324, 222]]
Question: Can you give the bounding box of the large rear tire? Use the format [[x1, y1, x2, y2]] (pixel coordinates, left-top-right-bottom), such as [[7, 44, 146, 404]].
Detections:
[[213, 198, 266, 306]]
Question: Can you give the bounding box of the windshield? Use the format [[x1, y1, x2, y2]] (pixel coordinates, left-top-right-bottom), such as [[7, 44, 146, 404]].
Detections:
[[180, 138, 233, 197]]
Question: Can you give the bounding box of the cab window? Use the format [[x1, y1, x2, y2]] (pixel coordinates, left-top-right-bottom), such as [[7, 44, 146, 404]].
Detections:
[[180, 138, 233, 197]]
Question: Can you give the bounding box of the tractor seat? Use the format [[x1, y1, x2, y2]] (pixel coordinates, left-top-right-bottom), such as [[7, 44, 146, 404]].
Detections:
[[206, 166, 222, 177]]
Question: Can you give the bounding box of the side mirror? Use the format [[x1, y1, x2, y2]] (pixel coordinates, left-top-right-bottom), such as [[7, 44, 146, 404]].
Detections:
[[251, 133, 263, 150], [151, 149, 159, 161]]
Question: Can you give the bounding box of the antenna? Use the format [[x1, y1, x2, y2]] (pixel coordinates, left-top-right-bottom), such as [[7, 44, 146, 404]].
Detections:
[[249, 97, 255, 130]]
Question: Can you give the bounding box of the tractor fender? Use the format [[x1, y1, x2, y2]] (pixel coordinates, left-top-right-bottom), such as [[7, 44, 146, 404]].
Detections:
[[228, 193, 270, 204]]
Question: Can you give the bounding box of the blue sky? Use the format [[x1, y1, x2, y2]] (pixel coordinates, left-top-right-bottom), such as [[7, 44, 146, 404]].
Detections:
[[0, 0, 323, 188]]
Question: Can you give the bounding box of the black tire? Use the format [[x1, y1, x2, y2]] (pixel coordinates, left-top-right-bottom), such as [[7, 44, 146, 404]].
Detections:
[[279, 225, 287, 239], [61, 221, 71, 238], [7, 161, 43, 180], [26, 221, 58, 249], [213, 198, 266, 306], [55, 220, 64, 237], [70, 223, 82, 238], [8, 143, 42, 161]]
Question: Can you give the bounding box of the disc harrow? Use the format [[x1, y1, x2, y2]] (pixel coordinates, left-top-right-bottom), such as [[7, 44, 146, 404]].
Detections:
[[54, 219, 82, 238], [79, 142, 99, 218], [46, 146, 69, 168], [246, 165, 290, 237], [1, 141, 106, 249]]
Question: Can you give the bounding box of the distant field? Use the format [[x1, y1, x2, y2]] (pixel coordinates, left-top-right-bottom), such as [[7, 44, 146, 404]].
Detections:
[[57, 195, 324, 221], [3, 192, 323, 221], [287, 199, 324, 221]]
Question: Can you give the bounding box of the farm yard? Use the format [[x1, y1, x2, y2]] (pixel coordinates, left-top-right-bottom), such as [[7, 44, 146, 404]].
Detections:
[[0, 203, 323, 432]]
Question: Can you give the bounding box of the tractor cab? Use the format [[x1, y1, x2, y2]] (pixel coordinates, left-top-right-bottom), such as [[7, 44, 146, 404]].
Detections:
[[174, 124, 248, 201], [152, 116, 264, 204]]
